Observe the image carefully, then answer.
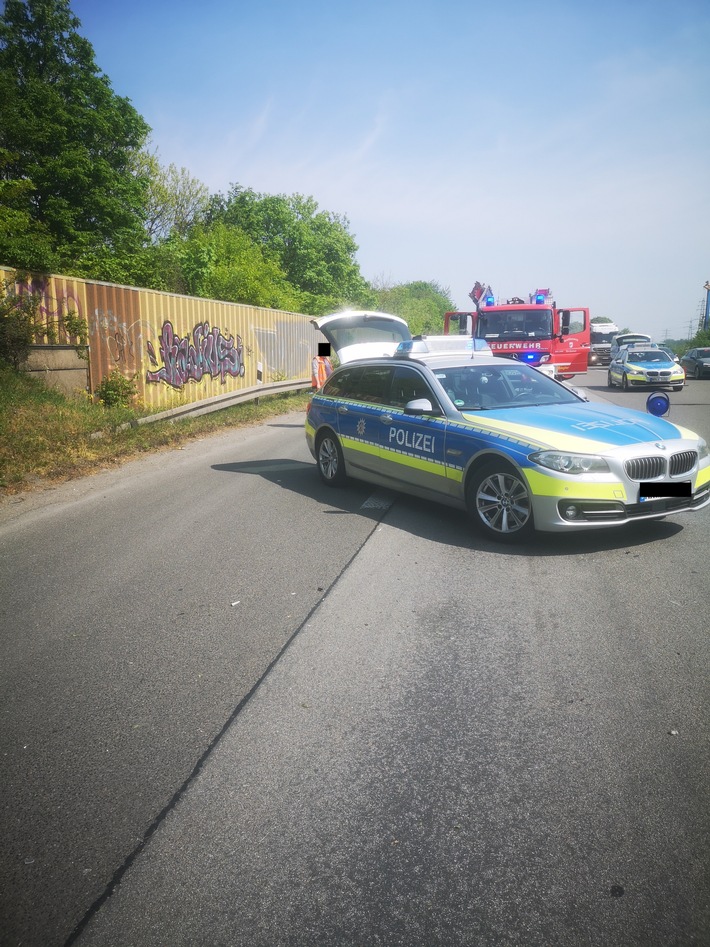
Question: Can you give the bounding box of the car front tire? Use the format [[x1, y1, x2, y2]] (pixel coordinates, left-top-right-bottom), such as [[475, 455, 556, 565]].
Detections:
[[316, 430, 346, 486], [467, 461, 534, 542], [607, 371, 614, 388], [622, 373, 630, 391]]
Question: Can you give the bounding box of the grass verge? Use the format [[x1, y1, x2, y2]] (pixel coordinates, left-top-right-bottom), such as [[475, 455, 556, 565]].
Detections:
[[0, 363, 312, 496]]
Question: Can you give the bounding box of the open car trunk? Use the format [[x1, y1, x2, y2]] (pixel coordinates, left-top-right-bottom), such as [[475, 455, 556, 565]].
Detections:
[[312, 310, 411, 363]]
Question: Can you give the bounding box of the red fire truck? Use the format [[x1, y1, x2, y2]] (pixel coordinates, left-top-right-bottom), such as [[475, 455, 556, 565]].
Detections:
[[443, 285, 591, 379]]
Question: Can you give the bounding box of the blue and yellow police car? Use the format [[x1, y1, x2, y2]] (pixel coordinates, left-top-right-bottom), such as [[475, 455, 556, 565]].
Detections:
[[305, 314, 710, 542], [608, 344, 685, 391]]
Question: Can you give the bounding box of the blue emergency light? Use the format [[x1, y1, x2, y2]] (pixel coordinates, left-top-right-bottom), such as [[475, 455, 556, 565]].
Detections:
[[484, 295, 495, 306], [534, 293, 546, 305], [646, 391, 670, 417], [522, 351, 542, 364]]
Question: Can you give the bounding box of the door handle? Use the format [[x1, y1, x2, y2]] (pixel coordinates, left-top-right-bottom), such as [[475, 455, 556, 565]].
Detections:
[[380, 414, 393, 424], [337, 406, 349, 414]]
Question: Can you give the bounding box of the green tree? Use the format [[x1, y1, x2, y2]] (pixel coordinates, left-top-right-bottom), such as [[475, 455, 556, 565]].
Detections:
[[149, 223, 304, 311], [208, 186, 373, 312], [0, 149, 58, 270], [687, 327, 710, 350], [372, 279, 455, 336], [136, 148, 210, 242], [0, 0, 150, 277]]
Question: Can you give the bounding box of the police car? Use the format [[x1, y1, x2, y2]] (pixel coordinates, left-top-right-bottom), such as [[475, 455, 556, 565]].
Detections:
[[305, 312, 710, 542], [608, 344, 685, 391]]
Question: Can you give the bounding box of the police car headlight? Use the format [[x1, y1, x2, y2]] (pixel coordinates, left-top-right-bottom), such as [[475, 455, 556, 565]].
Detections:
[[530, 451, 610, 475], [698, 437, 709, 460]]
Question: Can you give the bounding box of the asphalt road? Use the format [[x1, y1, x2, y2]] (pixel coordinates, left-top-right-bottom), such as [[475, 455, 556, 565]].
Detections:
[[1, 373, 709, 947]]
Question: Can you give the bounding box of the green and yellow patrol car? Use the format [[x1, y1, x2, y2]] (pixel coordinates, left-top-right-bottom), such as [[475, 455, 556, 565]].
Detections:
[[608, 345, 685, 391], [305, 312, 710, 542]]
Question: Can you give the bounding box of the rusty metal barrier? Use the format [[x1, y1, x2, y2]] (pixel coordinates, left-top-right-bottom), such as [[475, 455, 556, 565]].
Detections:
[[1, 267, 323, 411]]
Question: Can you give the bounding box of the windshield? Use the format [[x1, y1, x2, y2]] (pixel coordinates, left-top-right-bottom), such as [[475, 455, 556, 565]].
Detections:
[[432, 363, 580, 411], [475, 309, 553, 341], [627, 350, 673, 364], [696, 349, 710, 358], [590, 329, 617, 344]]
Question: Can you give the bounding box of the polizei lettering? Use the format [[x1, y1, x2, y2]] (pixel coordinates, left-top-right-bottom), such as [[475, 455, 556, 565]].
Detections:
[[388, 427, 435, 453]]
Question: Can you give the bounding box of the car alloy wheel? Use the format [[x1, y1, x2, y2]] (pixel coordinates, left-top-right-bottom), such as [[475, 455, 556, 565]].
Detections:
[[467, 461, 534, 541], [316, 430, 346, 486]]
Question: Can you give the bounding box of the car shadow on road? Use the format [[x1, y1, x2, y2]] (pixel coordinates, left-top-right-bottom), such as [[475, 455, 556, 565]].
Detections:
[[211, 458, 685, 557]]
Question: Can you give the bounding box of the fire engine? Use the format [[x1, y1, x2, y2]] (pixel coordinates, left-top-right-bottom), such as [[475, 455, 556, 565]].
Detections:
[[443, 284, 591, 379]]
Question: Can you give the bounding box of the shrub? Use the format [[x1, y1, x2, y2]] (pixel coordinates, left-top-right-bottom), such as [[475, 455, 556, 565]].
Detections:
[[0, 278, 54, 369], [62, 310, 89, 360], [94, 369, 137, 407]]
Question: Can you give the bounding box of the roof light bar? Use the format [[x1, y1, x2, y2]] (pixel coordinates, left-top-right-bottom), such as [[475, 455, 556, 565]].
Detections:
[[394, 336, 492, 357]]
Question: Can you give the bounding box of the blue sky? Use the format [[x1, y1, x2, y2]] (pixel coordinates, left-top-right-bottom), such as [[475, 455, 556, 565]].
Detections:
[[71, 0, 709, 340]]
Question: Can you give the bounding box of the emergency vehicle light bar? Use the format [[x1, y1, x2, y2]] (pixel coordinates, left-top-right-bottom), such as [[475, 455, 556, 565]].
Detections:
[[395, 336, 492, 357]]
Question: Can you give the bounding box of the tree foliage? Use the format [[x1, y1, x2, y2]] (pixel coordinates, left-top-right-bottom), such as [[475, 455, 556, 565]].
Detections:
[[0, 0, 150, 277], [158, 223, 304, 310], [371, 279, 455, 336], [207, 186, 374, 313], [137, 148, 210, 242]]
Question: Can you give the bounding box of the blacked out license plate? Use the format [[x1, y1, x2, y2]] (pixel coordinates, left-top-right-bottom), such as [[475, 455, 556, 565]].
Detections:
[[639, 481, 691, 500]]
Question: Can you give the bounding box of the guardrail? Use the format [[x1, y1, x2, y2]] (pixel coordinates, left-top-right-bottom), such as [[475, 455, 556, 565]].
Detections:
[[103, 379, 312, 436]]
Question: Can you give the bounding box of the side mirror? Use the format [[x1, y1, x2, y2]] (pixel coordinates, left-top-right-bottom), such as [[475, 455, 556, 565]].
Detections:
[[404, 398, 435, 416]]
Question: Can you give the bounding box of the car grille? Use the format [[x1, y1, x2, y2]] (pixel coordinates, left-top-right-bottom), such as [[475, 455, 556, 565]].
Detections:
[[669, 451, 697, 476], [625, 456, 664, 480], [644, 371, 672, 379], [625, 451, 697, 481]]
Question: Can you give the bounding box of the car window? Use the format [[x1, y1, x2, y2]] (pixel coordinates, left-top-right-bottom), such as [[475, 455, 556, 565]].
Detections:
[[322, 366, 364, 399], [353, 366, 394, 404], [388, 366, 439, 410]]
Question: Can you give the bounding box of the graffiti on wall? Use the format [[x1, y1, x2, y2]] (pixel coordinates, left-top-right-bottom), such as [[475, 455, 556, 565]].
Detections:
[[90, 308, 143, 367], [146, 320, 246, 389]]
